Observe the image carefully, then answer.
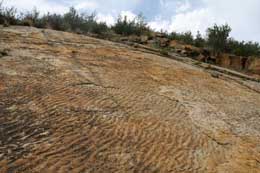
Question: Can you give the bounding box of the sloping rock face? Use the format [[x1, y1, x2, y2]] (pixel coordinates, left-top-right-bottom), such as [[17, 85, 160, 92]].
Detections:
[[0, 26, 260, 173]]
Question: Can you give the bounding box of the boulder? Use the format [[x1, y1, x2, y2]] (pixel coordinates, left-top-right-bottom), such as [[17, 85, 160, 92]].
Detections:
[[175, 49, 182, 54], [169, 40, 184, 49], [155, 32, 167, 38], [128, 35, 141, 43], [147, 39, 156, 46], [196, 54, 207, 62], [181, 50, 188, 55], [140, 35, 149, 44], [119, 37, 128, 42], [159, 37, 170, 47], [184, 46, 200, 57]]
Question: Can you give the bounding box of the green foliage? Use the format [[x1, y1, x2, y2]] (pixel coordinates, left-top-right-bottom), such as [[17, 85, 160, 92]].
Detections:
[[62, 7, 78, 31], [90, 22, 108, 35], [80, 13, 108, 34], [227, 38, 260, 57], [168, 31, 194, 45], [207, 24, 232, 54], [112, 14, 150, 36], [194, 31, 205, 47], [182, 31, 194, 45], [43, 13, 67, 31], [0, 2, 109, 34], [20, 8, 41, 27], [0, 1, 17, 25]]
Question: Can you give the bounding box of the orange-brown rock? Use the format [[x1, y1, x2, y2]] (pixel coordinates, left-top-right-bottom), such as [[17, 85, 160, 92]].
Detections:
[[216, 53, 231, 68], [170, 40, 201, 52], [140, 35, 149, 43], [216, 53, 249, 71], [247, 57, 260, 74], [0, 26, 260, 173], [170, 40, 202, 57]]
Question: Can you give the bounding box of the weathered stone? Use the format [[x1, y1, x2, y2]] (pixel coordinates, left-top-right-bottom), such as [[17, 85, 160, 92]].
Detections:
[[210, 71, 220, 78], [216, 54, 256, 72], [247, 57, 260, 74], [216, 53, 231, 68], [140, 35, 148, 44], [0, 26, 260, 173], [158, 37, 170, 47]]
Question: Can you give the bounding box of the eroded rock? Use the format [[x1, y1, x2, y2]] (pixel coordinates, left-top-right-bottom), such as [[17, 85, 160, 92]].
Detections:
[[0, 26, 260, 173]]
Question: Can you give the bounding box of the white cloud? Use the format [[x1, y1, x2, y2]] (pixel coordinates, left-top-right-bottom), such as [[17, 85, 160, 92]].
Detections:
[[176, 0, 191, 13], [96, 11, 137, 26], [96, 13, 116, 26], [120, 11, 137, 21], [74, 1, 98, 11], [169, 8, 225, 36], [148, 9, 218, 35], [148, 18, 171, 32], [152, 0, 260, 42], [5, 0, 68, 14], [202, 0, 260, 41]]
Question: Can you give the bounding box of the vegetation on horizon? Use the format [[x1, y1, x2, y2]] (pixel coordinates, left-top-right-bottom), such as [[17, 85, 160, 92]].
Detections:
[[0, 2, 259, 57]]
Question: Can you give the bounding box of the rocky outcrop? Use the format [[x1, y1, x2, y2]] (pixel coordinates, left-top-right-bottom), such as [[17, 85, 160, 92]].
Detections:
[[169, 40, 260, 76], [247, 57, 260, 74], [0, 26, 260, 173], [216, 54, 244, 70], [170, 40, 202, 57], [140, 35, 149, 44], [216, 54, 260, 75], [148, 32, 170, 47]]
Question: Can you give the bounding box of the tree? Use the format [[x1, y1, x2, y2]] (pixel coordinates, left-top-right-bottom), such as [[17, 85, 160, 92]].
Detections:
[[167, 31, 194, 45], [63, 7, 81, 31], [0, 1, 17, 25], [112, 13, 150, 36], [227, 38, 260, 57], [44, 13, 67, 31], [182, 31, 194, 45], [207, 24, 231, 55], [20, 8, 40, 27], [194, 31, 205, 47], [134, 13, 150, 36]]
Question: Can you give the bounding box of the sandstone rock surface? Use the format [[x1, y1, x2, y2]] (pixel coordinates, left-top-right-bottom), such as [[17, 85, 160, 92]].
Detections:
[[0, 26, 260, 173], [248, 57, 260, 74]]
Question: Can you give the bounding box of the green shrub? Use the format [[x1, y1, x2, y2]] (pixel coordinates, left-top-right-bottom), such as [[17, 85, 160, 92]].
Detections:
[[90, 22, 109, 35], [168, 31, 194, 45], [0, 2, 18, 25], [227, 38, 260, 57], [20, 8, 40, 27], [181, 31, 194, 45], [112, 14, 150, 36], [194, 31, 205, 47], [207, 24, 231, 54], [43, 13, 67, 31]]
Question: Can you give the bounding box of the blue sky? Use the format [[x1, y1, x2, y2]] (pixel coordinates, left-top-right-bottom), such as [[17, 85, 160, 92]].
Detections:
[[4, 0, 260, 42]]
